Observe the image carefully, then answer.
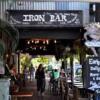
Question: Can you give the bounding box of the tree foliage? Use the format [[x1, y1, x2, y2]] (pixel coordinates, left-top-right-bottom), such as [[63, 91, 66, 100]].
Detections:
[[20, 53, 32, 69]]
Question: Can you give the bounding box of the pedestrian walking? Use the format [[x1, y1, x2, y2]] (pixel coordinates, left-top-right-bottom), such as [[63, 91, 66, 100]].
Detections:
[[35, 64, 45, 96], [23, 65, 28, 86], [29, 64, 35, 81]]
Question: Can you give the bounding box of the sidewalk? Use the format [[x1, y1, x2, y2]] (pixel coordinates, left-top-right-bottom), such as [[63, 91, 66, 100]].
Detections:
[[17, 78, 61, 100]]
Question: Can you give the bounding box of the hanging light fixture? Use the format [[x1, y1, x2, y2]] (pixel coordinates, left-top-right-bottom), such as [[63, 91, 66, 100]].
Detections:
[[46, 40, 49, 45], [43, 40, 45, 44], [27, 41, 30, 44], [32, 40, 34, 43], [54, 40, 57, 44]]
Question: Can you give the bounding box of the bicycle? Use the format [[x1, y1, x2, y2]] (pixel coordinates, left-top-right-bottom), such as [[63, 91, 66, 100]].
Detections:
[[52, 78, 59, 95]]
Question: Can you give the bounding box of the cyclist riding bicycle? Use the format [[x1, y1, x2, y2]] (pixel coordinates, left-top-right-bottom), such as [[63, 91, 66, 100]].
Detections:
[[50, 69, 60, 95]]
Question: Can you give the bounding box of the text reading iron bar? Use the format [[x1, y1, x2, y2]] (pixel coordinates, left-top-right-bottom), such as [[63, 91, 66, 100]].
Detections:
[[7, 10, 83, 27]]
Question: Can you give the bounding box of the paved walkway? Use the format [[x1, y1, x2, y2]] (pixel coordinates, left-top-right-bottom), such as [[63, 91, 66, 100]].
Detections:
[[17, 79, 61, 100]]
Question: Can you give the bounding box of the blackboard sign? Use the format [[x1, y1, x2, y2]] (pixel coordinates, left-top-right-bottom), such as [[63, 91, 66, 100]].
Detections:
[[85, 57, 100, 94], [7, 10, 83, 27]]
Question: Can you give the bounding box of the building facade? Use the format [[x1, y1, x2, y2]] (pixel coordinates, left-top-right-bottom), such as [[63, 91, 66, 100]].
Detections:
[[0, 0, 100, 39], [0, 0, 89, 24]]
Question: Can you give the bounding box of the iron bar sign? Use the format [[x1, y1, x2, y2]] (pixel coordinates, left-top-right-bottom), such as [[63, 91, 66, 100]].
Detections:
[[7, 10, 83, 27]]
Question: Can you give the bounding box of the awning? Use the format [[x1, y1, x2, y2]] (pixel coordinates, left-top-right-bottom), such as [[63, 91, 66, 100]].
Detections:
[[39, 0, 100, 3]]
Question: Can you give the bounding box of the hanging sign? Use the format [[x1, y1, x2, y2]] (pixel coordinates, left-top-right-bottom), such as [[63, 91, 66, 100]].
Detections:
[[7, 10, 83, 27], [86, 57, 100, 94], [85, 40, 100, 47], [73, 63, 82, 83]]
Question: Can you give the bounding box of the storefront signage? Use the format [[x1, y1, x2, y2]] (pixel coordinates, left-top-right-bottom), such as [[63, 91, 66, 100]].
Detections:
[[85, 40, 100, 47], [86, 57, 100, 94], [73, 64, 82, 83], [7, 10, 83, 27]]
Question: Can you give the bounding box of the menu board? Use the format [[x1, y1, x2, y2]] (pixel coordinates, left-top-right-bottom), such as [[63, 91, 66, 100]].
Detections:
[[85, 57, 100, 94], [73, 63, 82, 83]]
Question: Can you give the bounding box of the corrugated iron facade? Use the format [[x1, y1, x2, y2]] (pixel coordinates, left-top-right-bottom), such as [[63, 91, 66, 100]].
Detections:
[[0, 0, 89, 25]]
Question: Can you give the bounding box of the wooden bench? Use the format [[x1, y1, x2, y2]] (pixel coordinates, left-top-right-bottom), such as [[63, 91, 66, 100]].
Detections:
[[11, 91, 33, 100]]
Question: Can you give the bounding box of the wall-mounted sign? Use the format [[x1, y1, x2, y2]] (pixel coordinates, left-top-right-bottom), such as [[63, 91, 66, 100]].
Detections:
[[85, 57, 100, 94], [73, 64, 82, 83], [85, 40, 100, 47], [7, 10, 83, 27]]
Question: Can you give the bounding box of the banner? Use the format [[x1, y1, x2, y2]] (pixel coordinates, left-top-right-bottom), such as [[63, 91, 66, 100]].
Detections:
[[7, 10, 83, 27], [85, 57, 100, 94]]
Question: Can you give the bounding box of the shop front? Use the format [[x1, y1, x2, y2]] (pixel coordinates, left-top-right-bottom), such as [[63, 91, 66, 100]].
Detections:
[[7, 9, 84, 75], [7, 10, 83, 39], [7, 9, 97, 100]]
